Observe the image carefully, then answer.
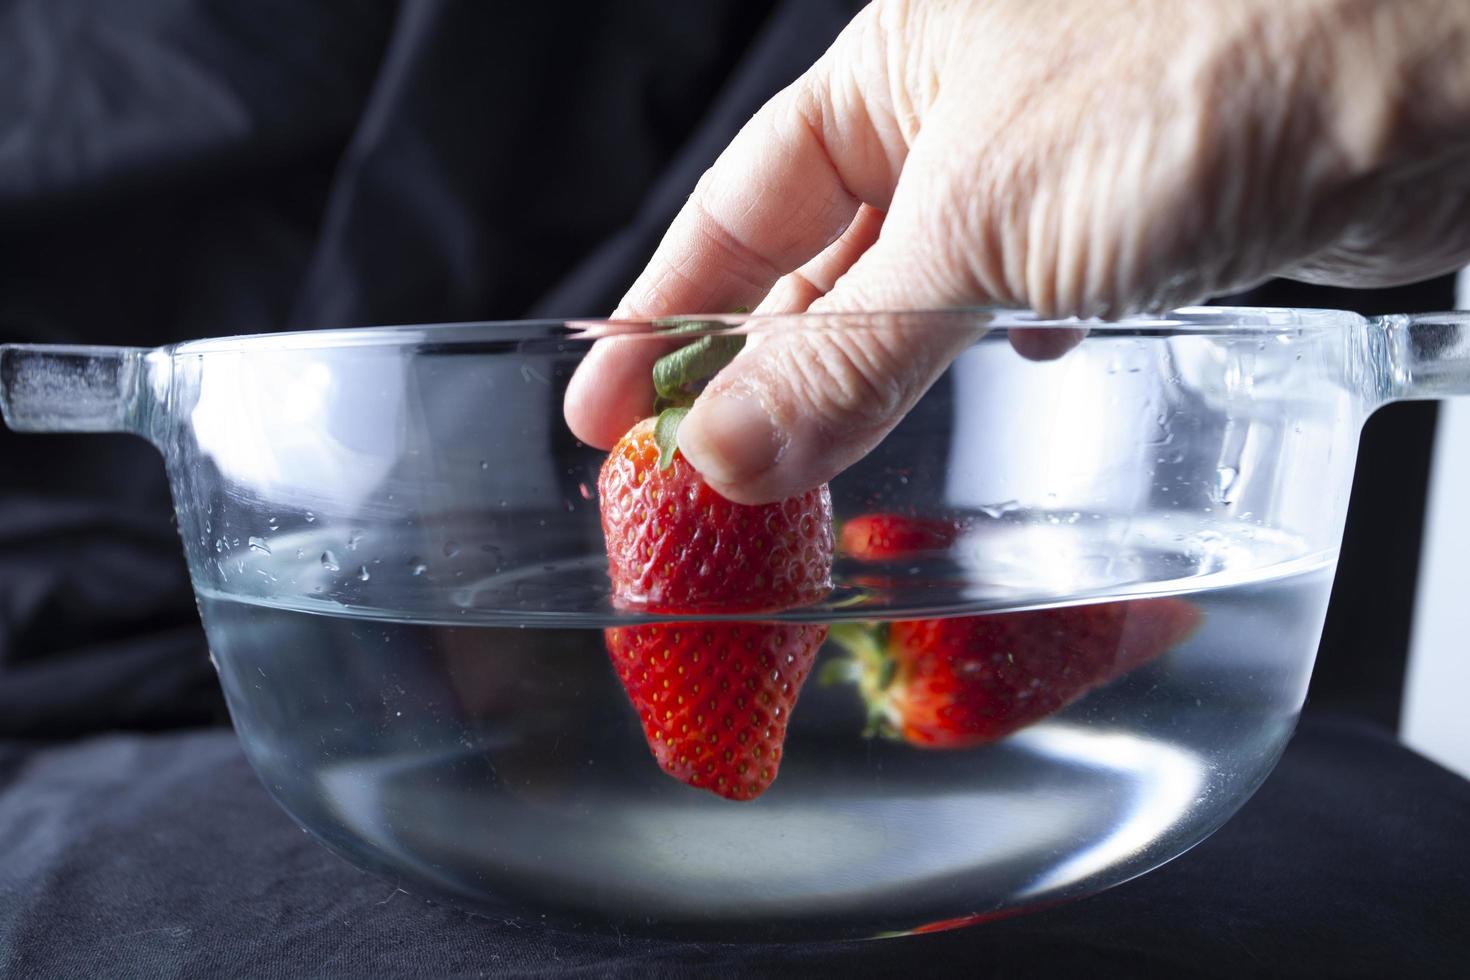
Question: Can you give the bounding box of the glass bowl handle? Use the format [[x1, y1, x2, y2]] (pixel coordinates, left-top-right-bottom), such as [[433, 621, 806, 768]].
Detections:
[[1378, 313, 1470, 402], [0, 344, 164, 436]]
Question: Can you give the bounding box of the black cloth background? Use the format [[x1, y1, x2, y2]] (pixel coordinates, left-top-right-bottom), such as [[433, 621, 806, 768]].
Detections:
[[0, 1, 1466, 975]]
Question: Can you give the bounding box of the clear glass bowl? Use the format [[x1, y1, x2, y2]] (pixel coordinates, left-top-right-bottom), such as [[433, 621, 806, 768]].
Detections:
[[2, 307, 1467, 940]]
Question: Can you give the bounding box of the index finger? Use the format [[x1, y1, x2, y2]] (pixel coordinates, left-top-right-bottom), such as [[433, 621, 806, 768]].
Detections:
[[564, 9, 905, 449]]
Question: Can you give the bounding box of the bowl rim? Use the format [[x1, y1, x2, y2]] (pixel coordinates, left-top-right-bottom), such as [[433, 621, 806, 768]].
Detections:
[[171, 305, 1358, 355]]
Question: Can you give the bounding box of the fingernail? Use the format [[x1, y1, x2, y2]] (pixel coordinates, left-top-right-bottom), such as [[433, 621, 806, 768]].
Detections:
[[679, 393, 784, 489]]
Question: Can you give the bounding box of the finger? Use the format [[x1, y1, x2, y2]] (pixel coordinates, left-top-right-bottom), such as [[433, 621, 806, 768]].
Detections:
[[754, 204, 887, 315], [1008, 326, 1088, 361], [616, 10, 904, 318], [568, 206, 888, 450], [677, 160, 983, 503], [564, 8, 907, 449], [562, 332, 676, 449], [676, 108, 1125, 502], [674, 311, 979, 505]]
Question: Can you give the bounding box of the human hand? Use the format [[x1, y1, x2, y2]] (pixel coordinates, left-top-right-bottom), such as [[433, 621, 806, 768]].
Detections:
[[565, 0, 1470, 503]]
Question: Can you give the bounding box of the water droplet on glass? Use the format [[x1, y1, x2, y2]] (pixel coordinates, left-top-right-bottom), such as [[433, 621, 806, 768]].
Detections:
[[409, 558, 428, 576], [248, 536, 271, 555], [1213, 465, 1239, 502], [977, 499, 1020, 519], [479, 460, 489, 471], [443, 540, 461, 558], [321, 551, 340, 572], [347, 530, 363, 551], [267, 516, 280, 531], [358, 566, 371, 582], [214, 539, 224, 554], [305, 512, 316, 524], [296, 548, 304, 559]]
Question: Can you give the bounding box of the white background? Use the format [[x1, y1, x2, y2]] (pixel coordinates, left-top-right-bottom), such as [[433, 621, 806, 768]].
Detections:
[[1401, 272, 1470, 778]]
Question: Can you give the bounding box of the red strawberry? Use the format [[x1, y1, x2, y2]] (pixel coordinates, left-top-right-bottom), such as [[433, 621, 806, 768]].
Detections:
[[840, 512, 962, 561], [600, 416, 834, 801], [604, 620, 826, 801], [829, 597, 1200, 748], [600, 418, 833, 613]]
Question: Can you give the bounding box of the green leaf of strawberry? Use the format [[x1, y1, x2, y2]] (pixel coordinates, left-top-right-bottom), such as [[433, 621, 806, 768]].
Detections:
[[650, 318, 746, 412], [653, 407, 688, 471]]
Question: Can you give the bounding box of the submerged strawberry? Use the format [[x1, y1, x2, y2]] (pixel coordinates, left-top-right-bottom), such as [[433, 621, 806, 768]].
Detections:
[[605, 619, 826, 800], [829, 598, 1201, 748], [839, 512, 962, 561], [599, 322, 834, 800]]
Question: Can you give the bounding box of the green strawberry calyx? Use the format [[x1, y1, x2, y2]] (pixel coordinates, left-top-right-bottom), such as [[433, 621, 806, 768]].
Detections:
[[649, 312, 748, 470], [822, 621, 902, 740]]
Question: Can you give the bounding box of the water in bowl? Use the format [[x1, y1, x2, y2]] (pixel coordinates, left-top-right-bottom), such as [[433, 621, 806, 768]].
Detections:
[[197, 514, 1331, 940]]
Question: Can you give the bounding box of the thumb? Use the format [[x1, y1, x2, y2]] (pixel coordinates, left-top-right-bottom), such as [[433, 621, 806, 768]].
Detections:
[[676, 210, 981, 505]]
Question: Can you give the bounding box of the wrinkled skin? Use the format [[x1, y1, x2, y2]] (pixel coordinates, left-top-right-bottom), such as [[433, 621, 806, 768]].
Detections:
[[565, 0, 1470, 503]]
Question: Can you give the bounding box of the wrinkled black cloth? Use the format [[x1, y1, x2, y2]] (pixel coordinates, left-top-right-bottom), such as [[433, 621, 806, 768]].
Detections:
[[1, 715, 1465, 979]]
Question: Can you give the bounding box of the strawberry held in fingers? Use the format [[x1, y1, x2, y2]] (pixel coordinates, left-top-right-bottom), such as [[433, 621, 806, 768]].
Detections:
[[598, 321, 834, 801], [599, 418, 834, 613], [829, 598, 1201, 748]]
